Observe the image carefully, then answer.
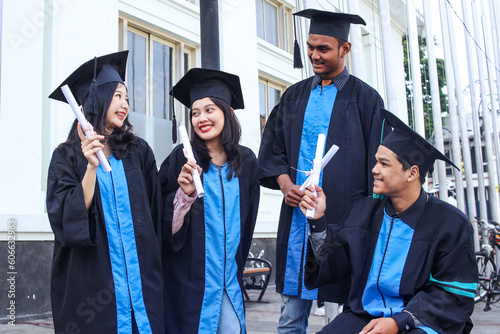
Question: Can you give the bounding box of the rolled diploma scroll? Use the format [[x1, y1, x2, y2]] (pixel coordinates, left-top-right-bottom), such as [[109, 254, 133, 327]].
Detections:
[[61, 84, 112, 172], [305, 134, 326, 219], [179, 125, 205, 198], [299, 144, 339, 192]]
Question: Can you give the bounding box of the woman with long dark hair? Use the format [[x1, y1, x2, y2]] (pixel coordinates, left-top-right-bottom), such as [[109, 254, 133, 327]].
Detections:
[[46, 51, 164, 333], [159, 68, 260, 334]]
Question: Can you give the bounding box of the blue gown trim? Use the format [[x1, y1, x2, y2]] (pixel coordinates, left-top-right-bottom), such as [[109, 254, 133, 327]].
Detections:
[[417, 325, 439, 334], [283, 83, 337, 299], [198, 163, 245, 333], [97, 156, 152, 334], [361, 209, 414, 317]]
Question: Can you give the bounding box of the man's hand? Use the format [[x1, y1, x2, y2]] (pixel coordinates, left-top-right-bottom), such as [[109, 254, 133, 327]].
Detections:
[[277, 174, 304, 207], [358, 318, 398, 334], [299, 185, 326, 220], [283, 184, 305, 207]]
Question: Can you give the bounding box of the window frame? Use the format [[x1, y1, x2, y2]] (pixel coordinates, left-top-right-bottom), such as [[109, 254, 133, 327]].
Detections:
[[256, 0, 292, 53], [258, 77, 288, 135], [120, 18, 195, 126], [150, 34, 176, 120], [127, 26, 150, 116]]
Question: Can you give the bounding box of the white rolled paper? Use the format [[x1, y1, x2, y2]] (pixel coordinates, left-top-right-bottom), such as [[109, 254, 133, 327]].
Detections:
[[306, 134, 326, 219], [299, 144, 339, 192], [61, 85, 112, 172], [179, 125, 205, 198]]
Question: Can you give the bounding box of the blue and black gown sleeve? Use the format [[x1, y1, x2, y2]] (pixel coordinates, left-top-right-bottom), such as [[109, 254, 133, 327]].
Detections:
[[238, 147, 261, 269], [140, 140, 163, 243], [46, 144, 98, 247], [392, 219, 478, 334], [158, 145, 193, 252], [304, 216, 351, 290], [258, 103, 290, 190]]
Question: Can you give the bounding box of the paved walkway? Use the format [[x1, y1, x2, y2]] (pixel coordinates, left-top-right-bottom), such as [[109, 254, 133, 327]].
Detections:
[[2, 286, 500, 333], [245, 287, 500, 334]]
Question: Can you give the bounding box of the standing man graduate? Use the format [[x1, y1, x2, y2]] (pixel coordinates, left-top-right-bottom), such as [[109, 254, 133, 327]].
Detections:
[[301, 109, 478, 333], [258, 9, 388, 333]]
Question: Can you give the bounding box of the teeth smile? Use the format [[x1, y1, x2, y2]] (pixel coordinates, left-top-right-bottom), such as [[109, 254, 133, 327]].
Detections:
[[200, 125, 213, 131]]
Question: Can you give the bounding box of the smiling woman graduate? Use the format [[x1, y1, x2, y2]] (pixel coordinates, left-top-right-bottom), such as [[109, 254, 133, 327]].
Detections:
[[46, 51, 164, 333], [159, 68, 260, 334]]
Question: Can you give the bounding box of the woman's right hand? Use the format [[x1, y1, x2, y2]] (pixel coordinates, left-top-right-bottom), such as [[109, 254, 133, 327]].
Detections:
[[77, 123, 105, 169], [178, 160, 202, 196]]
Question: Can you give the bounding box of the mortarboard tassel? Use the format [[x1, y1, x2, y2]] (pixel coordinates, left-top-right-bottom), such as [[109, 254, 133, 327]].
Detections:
[[87, 57, 99, 115], [171, 96, 177, 144], [172, 114, 177, 144], [293, 15, 303, 69], [293, 40, 303, 69]]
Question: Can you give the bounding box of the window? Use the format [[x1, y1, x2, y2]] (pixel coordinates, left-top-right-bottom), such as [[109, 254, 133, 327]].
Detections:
[[121, 21, 195, 165], [127, 27, 183, 120], [256, 0, 293, 52], [258, 78, 287, 135]]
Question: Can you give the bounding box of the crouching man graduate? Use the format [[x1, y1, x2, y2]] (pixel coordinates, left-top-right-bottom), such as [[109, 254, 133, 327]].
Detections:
[[300, 109, 478, 334]]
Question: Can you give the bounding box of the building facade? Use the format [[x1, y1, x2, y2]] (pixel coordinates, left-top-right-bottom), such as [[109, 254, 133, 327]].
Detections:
[[0, 0, 408, 318]]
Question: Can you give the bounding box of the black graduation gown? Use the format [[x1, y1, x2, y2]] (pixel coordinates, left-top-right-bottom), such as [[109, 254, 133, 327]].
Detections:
[[258, 74, 387, 302], [305, 193, 477, 333], [159, 145, 260, 334], [46, 137, 164, 333]]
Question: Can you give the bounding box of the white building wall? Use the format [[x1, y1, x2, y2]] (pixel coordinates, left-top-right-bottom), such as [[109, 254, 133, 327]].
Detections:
[[1, 0, 54, 240]]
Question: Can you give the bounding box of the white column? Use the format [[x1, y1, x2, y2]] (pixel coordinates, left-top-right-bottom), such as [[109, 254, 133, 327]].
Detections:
[[481, 0, 500, 185], [438, 0, 466, 212], [378, 0, 398, 114], [471, 0, 500, 222], [406, 0, 425, 137], [445, 1, 477, 220], [461, 0, 488, 248], [347, 0, 366, 78], [422, 0, 448, 201], [219, 1, 261, 152]]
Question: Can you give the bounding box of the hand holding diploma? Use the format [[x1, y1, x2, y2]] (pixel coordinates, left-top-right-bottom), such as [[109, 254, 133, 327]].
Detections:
[[179, 125, 204, 198], [299, 142, 339, 192], [61, 84, 112, 172], [299, 184, 326, 220], [77, 123, 104, 168]]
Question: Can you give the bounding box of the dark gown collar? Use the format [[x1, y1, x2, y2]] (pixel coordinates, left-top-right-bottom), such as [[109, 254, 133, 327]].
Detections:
[[385, 188, 428, 229], [310, 67, 350, 91]]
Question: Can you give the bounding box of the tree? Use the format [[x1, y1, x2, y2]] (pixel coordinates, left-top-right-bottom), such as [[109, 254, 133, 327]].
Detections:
[[403, 35, 448, 139]]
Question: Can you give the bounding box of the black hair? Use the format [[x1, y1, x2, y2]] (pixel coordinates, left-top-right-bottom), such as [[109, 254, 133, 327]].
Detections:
[[336, 38, 348, 50], [190, 97, 241, 181], [63, 82, 136, 159], [397, 155, 426, 185]]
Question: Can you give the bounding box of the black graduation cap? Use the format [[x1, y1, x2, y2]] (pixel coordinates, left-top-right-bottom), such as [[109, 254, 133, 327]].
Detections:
[[380, 108, 459, 175], [294, 9, 366, 40], [49, 50, 129, 106], [292, 9, 366, 69], [170, 68, 244, 110]]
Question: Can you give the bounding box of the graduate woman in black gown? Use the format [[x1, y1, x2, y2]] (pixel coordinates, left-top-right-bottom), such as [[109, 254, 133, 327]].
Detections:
[[46, 51, 164, 333], [159, 68, 260, 334]]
